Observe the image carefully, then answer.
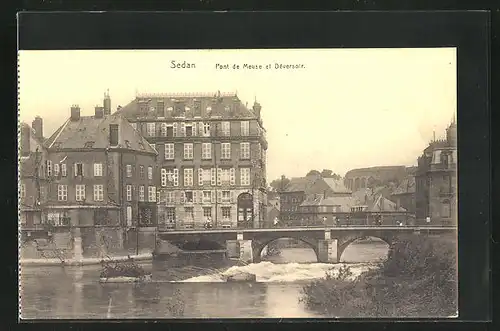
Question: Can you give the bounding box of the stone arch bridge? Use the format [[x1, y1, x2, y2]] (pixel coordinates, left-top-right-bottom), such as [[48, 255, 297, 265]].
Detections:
[[156, 226, 456, 263]]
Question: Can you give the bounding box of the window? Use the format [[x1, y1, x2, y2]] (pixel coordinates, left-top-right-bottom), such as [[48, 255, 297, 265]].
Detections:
[[199, 168, 212, 186], [75, 185, 86, 201], [184, 143, 193, 159], [184, 168, 194, 186], [94, 163, 103, 177], [240, 168, 251, 186], [202, 191, 212, 203], [126, 165, 133, 177], [126, 206, 132, 227], [61, 163, 67, 177], [166, 191, 175, 204], [139, 185, 145, 201], [222, 191, 231, 203], [57, 185, 68, 201], [109, 124, 119, 146], [185, 191, 194, 203], [160, 123, 168, 136], [221, 207, 231, 219], [203, 207, 212, 218], [74, 163, 84, 177], [46, 161, 53, 177], [203, 122, 211, 136], [147, 123, 156, 137], [54, 164, 60, 177], [164, 143, 174, 159], [185, 124, 193, 137], [167, 125, 174, 137], [126, 185, 132, 201], [148, 166, 153, 180], [221, 121, 230, 136], [241, 121, 250, 136], [139, 165, 144, 179], [185, 207, 194, 220], [20, 183, 25, 198], [93, 185, 104, 201], [138, 206, 153, 226], [148, 186, 156, 202], [166, 207, 176, 221], [217, 168, 235, 186], [240, 142, 250, 159], [202, 143, 212, 159], [221, 143, 231, 159]]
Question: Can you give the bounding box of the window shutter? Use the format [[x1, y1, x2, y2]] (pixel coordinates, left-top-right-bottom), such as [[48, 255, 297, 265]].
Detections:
[[217, 190, 222, 203], [211, 190, 216, 203], [198, 168, 204, 186], [192, 122, 197, 136], [173, 169, 179, 186], [230, 168, 235, 186], [211, 168, 217, 186], [198, 122, 204, 135], [217, 168, 222, 186], [74, 164, 78, 177], [173, 122, 178, 137], [180, 122, 186, 137], [161, 168, 166, 187], [180, 191, 186, 203]]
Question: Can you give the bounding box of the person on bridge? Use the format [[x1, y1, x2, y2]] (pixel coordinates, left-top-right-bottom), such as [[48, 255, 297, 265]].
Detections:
[[273, 217, 279, 227], [205, 216, 213, 229]]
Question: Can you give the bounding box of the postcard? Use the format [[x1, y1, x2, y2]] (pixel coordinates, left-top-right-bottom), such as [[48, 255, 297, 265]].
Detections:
[[18, 48, 458, 319]]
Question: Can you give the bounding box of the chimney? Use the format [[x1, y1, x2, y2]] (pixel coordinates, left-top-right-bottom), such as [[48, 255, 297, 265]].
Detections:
[[31, 116, 43, 140], [103, 90, 111, 115], [253, 101, 261, 118], [20, 124, 31, 157], [70, 105, 81, 121], [95, 106, 104, 119]]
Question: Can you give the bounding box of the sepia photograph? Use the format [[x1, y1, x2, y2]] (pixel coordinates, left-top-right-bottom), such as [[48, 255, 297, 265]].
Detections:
[[18, 48, 458, 319]]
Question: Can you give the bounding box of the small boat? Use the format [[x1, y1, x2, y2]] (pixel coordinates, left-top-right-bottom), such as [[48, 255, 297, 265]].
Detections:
[[99, 258, 152, 284], [99, 274, 153, 283]]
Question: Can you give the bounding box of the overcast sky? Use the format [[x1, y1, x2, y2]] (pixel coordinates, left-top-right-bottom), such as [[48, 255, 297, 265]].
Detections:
[[18, 48, 456, 181]]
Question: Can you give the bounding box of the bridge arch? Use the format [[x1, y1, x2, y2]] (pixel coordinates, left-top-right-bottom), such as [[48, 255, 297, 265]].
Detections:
[[337, 233, 394, 262], [252, 236, 319, 263]]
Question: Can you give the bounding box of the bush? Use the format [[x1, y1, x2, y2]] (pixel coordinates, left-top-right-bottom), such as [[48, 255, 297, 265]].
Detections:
[[300, 235, 457, 317]]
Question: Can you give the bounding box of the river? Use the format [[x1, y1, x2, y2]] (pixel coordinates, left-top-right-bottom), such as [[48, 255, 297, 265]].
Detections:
[[20, 240, 389, 319]]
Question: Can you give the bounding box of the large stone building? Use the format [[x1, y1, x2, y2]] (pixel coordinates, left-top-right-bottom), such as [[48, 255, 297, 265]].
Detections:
[[115, 91, 268, 229], [40, 94, 158, 256], [391, 174, 416, 215], [344, 166, 410, 191], [415, 120, 457, 225]]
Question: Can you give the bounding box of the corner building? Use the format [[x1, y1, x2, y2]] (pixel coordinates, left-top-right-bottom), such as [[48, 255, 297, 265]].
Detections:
[[116, 92, 268, 229]]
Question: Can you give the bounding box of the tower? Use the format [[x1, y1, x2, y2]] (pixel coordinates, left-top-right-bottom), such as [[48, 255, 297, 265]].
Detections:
[[31, 116, 43, 140], [103, 89, 111, 116]]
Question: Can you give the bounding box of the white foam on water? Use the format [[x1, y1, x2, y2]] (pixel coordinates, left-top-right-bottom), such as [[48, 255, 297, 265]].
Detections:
[[179, 262, 376, 283]]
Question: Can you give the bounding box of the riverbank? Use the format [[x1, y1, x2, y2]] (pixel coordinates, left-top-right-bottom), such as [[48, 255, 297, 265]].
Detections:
[[20, 253, 153, 267], [300, 235, 457, 317]]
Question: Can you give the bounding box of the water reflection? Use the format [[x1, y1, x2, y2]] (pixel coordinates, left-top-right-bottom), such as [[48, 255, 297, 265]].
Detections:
[[20, 242, 389, 319]]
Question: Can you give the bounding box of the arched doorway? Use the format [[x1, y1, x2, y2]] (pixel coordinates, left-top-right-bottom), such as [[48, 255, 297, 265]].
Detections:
[[237, 192, 253, 228]]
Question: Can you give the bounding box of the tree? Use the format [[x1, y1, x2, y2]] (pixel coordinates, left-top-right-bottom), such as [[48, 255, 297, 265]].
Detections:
[[269, 175, 290, 192], [321, 169, 333, 177], [306, 170, 321, 177]]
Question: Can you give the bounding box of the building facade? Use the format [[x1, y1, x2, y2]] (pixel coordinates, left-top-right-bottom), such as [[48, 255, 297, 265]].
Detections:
[[415, 120, 457, 225], [116, 91, 268, 229], [41, 96, 158, 256], [19, 122, 49, 233], [391, 175, 416, 215]]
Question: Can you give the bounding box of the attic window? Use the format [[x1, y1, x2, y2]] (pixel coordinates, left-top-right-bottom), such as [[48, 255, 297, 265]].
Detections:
[[84, 141, 95, 148]]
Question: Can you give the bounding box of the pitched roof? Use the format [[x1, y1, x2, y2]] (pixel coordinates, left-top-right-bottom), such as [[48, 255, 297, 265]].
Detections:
[[322, 177, 352, 194], [284, 177, 315, 192], [365, 194, 407, 212], [392, 176, 416, 195], [114, 92, 259, 120], [300, 195, 356, 212], [44, 114, 157, 154]]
